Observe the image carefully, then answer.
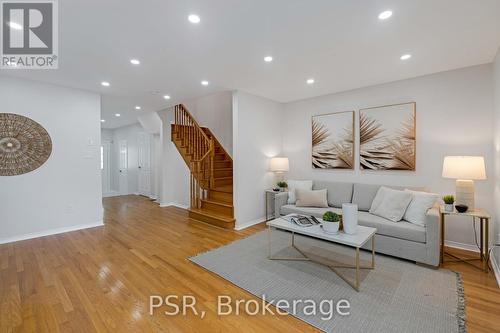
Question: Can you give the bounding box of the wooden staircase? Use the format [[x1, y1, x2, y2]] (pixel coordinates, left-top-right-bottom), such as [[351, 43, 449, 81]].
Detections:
[[171, 104, 235, 228]]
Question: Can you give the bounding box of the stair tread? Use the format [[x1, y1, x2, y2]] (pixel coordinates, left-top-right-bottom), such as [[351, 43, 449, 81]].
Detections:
[[201, 199, 233, 208], [189, 208, 235, 222]]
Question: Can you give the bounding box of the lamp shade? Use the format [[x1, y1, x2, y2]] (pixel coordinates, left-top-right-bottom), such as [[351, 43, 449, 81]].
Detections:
[[442, 156, 486, 180], [270, 157, 289, 173]]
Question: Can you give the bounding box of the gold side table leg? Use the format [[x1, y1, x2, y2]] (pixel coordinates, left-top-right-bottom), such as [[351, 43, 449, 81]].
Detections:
[[480, 217, 484, 261], [355, 247, 360, 291], [440, 212, 445, 265], [485, 218, 489, 272], [371, 236, 375, 269]]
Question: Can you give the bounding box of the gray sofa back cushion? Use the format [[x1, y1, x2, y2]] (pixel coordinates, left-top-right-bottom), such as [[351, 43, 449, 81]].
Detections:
[[352, 183, 381, 211], [352, 183, 428, 211], [313, 181, 354, 208]]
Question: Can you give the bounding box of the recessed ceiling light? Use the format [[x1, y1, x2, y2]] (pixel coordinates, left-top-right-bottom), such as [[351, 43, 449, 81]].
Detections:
[[130, 59, 140, 65], [115, 113, 121, 117], [264, 56, 273, 62], [188, 14, 200, 24], [101, 119, 106, 123], [135, 106, 141, 110], [7, 21, 22, 30], [201, 80, 209, 86], [400, 54, 412, 60], [101, 81, 110, 87], [378, 10, 393, 20], [306, 78, 315, 84], [163, 95, 171, 100]]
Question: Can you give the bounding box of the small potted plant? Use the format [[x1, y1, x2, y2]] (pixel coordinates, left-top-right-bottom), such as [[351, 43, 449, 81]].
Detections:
[[276, 181, 288, 192], [443, 195, 455, 212], [322, 211, 341, 234]]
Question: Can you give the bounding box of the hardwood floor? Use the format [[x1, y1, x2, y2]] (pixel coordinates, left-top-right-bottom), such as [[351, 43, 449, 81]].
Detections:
[[1, 195, 499, 332]]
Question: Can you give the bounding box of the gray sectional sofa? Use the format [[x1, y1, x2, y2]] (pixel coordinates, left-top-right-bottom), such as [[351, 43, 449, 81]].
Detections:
[[274, 181, 441, 267]]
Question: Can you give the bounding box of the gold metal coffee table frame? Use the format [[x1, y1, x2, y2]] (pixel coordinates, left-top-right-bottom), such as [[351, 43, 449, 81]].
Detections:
[[268, 226, 375, 292]]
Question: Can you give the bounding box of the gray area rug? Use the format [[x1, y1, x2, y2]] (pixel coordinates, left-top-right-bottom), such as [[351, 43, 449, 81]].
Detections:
[[189, 229, 465, 333]]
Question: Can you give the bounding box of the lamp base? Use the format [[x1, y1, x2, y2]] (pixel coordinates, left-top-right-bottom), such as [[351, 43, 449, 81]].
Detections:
[[455, 179, 475, 210]]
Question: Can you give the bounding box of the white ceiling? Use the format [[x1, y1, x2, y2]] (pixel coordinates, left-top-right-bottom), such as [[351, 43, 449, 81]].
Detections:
[[2, 0, 500, 129]]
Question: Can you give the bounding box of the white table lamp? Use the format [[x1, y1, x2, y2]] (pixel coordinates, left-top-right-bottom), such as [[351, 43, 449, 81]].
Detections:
[[442, 156, 486, 210], [270, 157, 289, 183], [270, 157, 289, 173]]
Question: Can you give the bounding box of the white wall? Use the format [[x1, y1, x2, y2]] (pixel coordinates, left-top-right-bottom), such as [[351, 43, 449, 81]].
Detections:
[[157, 109, 190, 208], [0, 76, 103, 244], [493, 48, 500, 269], [233, 91, 284, 229], [184, 91, 233, 155], [283, 65, 494, 248]]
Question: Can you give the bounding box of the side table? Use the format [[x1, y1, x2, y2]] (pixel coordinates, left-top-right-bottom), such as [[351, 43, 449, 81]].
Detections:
[[265, 190, 282, 222], [440, 207, 491, 272]]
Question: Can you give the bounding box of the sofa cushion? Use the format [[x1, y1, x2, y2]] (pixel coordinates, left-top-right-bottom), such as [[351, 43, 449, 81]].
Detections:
[[358, 211, 426, 243], [403, 189, 439, 226], [352, 183, 381, 211], [296, 189, 328, 208], [287, 180, 313, 204], [369, 187, 413, 222], [280, 205, 426, 243], [313, 181, 353, 208], [280, 205, 342, 218], [352, 183, 427, 212]]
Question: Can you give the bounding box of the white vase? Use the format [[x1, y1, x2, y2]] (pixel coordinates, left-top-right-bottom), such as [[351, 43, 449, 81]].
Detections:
[[342, 203, 358, 234], [444, 203, 454, 212]]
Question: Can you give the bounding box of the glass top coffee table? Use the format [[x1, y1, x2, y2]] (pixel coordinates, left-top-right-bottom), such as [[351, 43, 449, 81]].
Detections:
[[267, 217, 377, 291]]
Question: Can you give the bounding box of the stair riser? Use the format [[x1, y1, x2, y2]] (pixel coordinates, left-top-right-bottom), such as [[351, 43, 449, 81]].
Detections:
[[188, 211, 234, 229], [201, 201, 233, 216], [214, 169, 232, 178], [214, 161, 232, 169], [208, 191, 233, 204], [214, 178, 233, 187], [214, 154, 227, 161]]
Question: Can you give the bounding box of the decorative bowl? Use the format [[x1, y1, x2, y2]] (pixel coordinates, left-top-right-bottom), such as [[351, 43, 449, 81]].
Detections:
[[455, 204, 468, 213], [322, 221, 340, 234]]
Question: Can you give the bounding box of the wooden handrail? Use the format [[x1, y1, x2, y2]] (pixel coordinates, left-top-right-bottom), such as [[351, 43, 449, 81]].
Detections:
[[173, 104, 215, 209]]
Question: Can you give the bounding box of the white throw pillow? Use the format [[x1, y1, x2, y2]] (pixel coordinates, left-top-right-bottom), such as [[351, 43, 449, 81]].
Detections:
[[287, 180, 313, 204], [295, 189, 328, 208], [403, 189, 438, 226], [369, 187, 413, 222]]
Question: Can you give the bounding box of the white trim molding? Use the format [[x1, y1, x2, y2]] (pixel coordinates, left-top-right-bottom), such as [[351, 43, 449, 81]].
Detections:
[[159, 202, 189, 210], [103, 191, 121, 198], [235, 216, 266, 231], [444, 240, 480, 253], [0, 221, 104, 245]]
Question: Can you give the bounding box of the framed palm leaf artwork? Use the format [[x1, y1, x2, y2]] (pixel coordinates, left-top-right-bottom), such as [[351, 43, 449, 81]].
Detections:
[[312, 111, 354, 169], [359, 102, 416, 171]]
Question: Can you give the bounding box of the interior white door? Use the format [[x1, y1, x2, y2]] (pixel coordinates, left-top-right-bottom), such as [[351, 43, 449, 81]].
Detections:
[[138, 132, 151, 196], [118, 139, 128, 195], [101, 141, 111, 195]]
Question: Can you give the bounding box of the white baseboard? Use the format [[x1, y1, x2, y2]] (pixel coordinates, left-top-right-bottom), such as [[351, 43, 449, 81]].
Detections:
[[103, 191, 120, 198], [491, 253, 500, 288], [235, 216, 266, 231], [444, 240, 480, 253], [159, 202, 189, 210], [0, 221, 104, 245]]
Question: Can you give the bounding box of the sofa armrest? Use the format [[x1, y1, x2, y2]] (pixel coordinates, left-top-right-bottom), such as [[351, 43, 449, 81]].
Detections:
[[274, 192, 289, 218], [424, 207, 441, 266]]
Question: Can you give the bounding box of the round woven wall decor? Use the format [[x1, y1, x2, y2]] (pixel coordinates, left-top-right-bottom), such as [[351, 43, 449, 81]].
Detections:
[[0, 113, 52, 176]]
